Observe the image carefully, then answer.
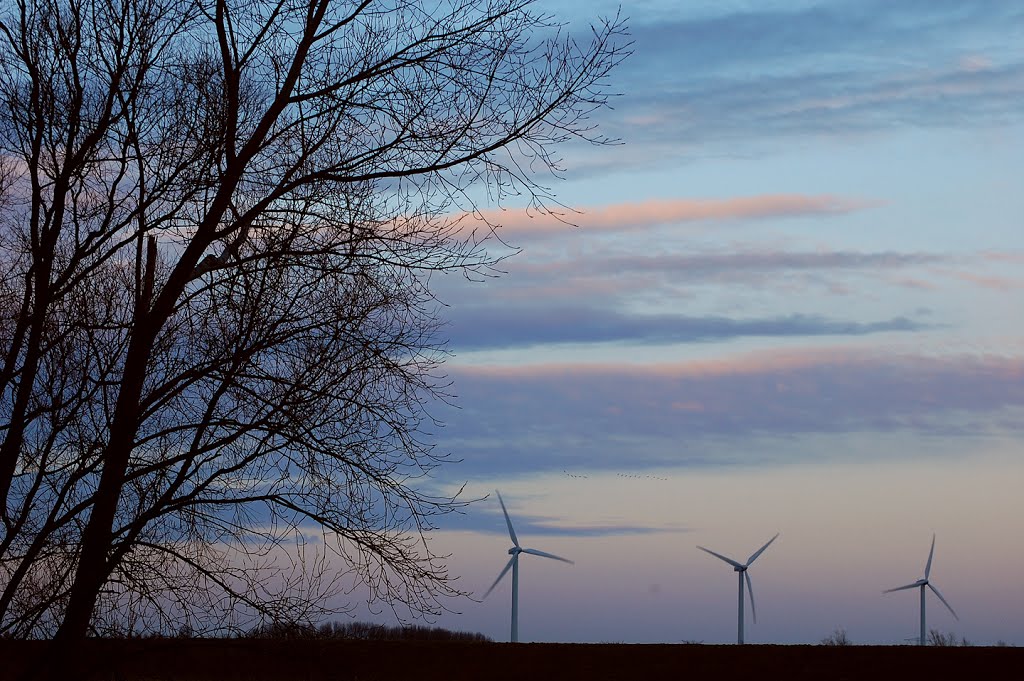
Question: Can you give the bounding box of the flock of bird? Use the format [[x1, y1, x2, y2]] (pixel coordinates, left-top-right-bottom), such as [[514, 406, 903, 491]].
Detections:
[[563, 470, 670, 481], [483, 491, 958, 645]]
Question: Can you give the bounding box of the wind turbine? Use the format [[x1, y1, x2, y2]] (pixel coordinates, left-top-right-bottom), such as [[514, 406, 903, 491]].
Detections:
[[883, 533, 958, 645], [483, 491, 573, 642], [697, 533, 779, 644]]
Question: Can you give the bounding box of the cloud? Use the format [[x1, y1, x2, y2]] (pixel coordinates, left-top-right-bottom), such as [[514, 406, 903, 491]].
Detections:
[[436, 349, 1024, 475], [938, 269, 1022, 290], [572, 1, 1024, 171], [446, 307, 928, 351], [441, 507, 688, 538], [433, 248, 952, 310], [603, 63, 1024, 165], [780, 64, 1024, 120], [982, 251, 1024, 264], [463, 195, 875, 240], [513, 250, 946, 280], [960, 55, 995, 73]]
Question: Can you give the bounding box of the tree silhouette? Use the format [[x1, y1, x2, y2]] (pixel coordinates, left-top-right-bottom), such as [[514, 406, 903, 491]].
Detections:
[[0, 0, 627, 659]]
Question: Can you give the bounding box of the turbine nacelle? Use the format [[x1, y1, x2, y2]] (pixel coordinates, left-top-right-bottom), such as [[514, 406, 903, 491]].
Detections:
[[508, 547, 521, 555], [733, 565, 747, 572]]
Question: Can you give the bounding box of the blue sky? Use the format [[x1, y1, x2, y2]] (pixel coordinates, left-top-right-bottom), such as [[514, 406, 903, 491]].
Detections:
[[348, 0, 1024, 644]]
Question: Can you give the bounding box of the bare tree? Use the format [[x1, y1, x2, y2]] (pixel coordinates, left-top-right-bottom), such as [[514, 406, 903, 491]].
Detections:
[[819, 627, 851, 646], [0, 0, 627, 657], [929, 629, 971, 647]]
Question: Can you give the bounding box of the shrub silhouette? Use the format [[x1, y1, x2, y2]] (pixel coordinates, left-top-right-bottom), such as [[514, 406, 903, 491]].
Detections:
[[246, 621, 491, 642], [928, 629, 971, 647], [820, 628, 852, 646]]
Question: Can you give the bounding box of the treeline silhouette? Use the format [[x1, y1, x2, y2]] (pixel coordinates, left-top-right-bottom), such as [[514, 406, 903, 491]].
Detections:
[[74, 620, 491, 642], [246, 621, 492, 642]]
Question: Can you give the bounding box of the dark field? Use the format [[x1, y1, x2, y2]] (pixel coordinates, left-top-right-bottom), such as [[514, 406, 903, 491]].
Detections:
[[1, 639, 1018, 680]]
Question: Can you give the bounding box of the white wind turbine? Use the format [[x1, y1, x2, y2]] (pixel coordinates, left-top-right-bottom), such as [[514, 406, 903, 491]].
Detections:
[[483, 491, 574, 642], [697, 533, 779, 644], [883, 533, 958, 645]]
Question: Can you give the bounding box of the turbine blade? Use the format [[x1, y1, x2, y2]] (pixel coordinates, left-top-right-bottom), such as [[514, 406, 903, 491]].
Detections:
[[746, 533, 780, 566], [483, 557, 515, 599], [522, 548, 574, 565], [745, 571, 757, 624], [928, 583, 959, 620], [924, 533, 936, 580], [697, 546, 743, 569], [496, 490, 519, 547], [883, 582, 920, 593]]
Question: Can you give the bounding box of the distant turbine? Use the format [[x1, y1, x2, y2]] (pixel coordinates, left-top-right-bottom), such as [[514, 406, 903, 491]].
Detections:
[[483, 490, 574, 642], [884, 533, 958, 645], [697, 533, 779, 644]]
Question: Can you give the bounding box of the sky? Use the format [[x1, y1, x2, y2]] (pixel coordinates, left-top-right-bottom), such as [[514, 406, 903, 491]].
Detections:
[[351, 0, 1024, 645]]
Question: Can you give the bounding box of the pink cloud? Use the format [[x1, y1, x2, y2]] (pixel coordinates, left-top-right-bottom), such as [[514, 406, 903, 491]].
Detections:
[[456, 346, 880, 381], [935, 268, 1021, 291], [890, 276, 939, 290], [959, 55, 994, 73], [460, 194, 877, 240], [982, 251, 1024, 264], [452, 348, 1024, 412]]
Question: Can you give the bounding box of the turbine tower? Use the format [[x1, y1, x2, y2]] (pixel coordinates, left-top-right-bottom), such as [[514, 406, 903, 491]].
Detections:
[[483, 490, 573, 642], [884, 533, 958, 645], [697, 533, 779, 644]]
